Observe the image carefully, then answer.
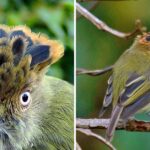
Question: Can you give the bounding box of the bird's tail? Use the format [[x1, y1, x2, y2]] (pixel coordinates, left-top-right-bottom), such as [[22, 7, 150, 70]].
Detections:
[[105, 105, 124, 142], [99, 107, 106, 118]]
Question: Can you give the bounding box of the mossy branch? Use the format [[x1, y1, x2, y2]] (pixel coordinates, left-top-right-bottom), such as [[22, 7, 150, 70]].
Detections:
[[77, 118, 150, 132]]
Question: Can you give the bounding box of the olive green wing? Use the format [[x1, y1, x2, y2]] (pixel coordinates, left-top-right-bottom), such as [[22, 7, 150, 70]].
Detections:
[[99, 75, 113, 117], [106, 72, 150, 141]]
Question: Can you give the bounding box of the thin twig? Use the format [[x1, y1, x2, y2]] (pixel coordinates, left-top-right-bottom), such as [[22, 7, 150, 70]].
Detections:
[[78, 0, 101, 1], [77, 2, 100, 19], [76, 118, 150, 131], [77, 128, 116, 150], [77, 65, 113, 76], [77, 0, 106, 2], [76, 142, 82, 150], [76, 3, 146, 39]]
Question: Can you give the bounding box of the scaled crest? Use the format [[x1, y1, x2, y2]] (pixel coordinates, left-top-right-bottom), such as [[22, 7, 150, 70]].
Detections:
[[0, 25, 64, 98]]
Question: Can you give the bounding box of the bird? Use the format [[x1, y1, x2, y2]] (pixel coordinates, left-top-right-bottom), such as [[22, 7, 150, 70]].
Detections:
[[0, 25, 73, 150], [99, 32, 150, 142]]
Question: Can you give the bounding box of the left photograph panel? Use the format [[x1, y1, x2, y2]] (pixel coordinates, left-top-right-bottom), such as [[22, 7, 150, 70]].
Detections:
[[0, 1, 74, 150]]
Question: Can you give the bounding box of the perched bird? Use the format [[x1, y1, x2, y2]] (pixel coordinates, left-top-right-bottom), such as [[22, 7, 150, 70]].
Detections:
[[0, 25, 73, 150], [99, 33, 150, 142]]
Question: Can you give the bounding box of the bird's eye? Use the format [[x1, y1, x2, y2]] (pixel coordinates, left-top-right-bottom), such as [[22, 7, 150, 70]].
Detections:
[[20, 92, 31, 107], [145, 36, 150, 42]]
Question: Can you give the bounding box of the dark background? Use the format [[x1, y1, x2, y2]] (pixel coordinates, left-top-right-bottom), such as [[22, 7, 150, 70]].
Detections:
[[0, 0, 74, 84], [77, 0, 150, 150]]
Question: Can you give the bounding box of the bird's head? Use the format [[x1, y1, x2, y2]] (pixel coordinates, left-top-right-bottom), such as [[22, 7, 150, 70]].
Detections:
[[132, 32, 150, 52], [0, 25, 64, 149]]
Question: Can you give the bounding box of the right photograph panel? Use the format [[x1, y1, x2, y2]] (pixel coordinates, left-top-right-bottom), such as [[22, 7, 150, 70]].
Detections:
[[76, 1, 150, 150]]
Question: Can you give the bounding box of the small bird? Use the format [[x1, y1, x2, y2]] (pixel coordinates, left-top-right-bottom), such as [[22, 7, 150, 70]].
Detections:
[[0, 25, 73, 150], [99, 33, 150, 142]]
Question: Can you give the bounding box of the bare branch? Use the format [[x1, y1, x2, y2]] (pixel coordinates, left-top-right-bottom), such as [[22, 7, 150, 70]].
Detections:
[[76, 3, 146, 39], [76, 142, 82, 150], [77, 1, 100, 19], [77, 0, 101, 1], [77, 128, 116, 150], [76, 118, 150, 131], [77, 65, 113, 76]]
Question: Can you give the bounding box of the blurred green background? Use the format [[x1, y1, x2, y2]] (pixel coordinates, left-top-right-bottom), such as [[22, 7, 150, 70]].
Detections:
[[77, 0, 150, 150], [0, 0, 74, 84]]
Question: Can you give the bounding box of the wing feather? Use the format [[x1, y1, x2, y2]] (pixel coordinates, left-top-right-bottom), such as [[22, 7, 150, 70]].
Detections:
[[99, 76, 113, 117]]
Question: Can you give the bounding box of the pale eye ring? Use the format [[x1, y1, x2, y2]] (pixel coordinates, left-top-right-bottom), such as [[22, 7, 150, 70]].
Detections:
[[145, 35, 150, 41], [20, 92, 31, 107]]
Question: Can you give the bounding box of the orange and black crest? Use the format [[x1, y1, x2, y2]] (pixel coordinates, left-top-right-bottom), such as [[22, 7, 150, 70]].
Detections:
[[0, 25, 64, 98]]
